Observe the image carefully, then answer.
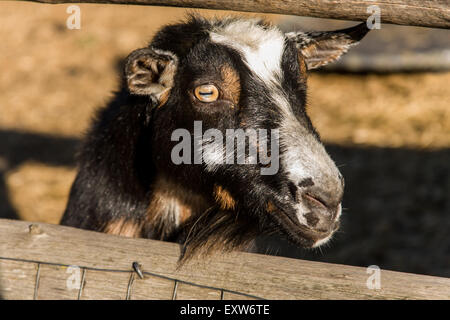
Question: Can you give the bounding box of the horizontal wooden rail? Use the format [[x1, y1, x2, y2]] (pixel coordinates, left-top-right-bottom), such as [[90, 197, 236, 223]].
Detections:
[[18, 0, 450, 29], [0, 219, 449, 299]]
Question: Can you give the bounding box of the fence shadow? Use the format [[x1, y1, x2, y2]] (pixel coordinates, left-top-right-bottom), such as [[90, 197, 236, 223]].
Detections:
[[0, 129, 80, 220], [0, 128, 448, 277], [255, 145, 450, 277]]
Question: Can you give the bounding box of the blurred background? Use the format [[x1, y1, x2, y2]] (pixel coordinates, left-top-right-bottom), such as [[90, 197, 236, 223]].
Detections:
[[1, 2, 449, 277]]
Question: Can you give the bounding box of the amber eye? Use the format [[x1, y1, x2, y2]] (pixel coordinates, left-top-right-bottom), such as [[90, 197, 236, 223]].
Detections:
[[194, 84, 219, 102]]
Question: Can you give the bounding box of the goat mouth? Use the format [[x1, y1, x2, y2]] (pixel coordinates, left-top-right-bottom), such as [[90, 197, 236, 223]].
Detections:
[[267, 200, 339, 248]]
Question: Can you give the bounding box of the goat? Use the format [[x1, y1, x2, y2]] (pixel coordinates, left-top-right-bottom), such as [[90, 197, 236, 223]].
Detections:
[[61, 15, 369, 261]]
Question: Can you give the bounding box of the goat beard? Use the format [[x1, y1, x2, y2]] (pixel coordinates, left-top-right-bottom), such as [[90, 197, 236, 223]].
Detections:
[[173, 206, 280, 265]]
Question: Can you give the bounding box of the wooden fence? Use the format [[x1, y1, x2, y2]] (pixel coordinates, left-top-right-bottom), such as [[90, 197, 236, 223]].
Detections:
[[4, 0, 450, 300], [1, 219, 449, 299], [19, 0, 450, 29]]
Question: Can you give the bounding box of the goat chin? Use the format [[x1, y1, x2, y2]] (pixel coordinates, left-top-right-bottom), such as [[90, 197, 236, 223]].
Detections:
[[177, 207, 261, 264]]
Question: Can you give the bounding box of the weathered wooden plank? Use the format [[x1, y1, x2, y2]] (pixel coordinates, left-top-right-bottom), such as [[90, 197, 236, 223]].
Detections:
[[174, 282, 222, 300], [17, 0, 450, 29], [36, 264, 79, 300], [0, 219, 449, 300], [0, 260, 37, 300], [129, 274, 175, 300], [222, 291, 257, 300], [80, 269, 131, 300]]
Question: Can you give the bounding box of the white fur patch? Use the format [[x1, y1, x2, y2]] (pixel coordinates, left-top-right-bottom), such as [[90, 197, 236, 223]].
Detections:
[[293, 202, 309, 226], [202, 139, 225, 172], [210, 20, 285, 84]]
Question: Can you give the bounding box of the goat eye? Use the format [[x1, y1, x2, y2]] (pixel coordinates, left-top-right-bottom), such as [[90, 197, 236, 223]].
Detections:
[[194, 84, 219, 102]]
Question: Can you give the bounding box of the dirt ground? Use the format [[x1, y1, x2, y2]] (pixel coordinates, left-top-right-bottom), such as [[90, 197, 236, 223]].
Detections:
[[1, 2, 449, 277]]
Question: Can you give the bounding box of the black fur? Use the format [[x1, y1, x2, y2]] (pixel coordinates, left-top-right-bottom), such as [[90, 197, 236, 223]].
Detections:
[[61, 90, 154, 230]]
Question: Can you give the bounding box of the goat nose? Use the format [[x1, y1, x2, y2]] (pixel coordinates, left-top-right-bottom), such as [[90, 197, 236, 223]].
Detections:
[[299, 173, 344, 207], [288, 180, 343, 210], [302, 192, 340, 217], [301, 191, 342, 232]]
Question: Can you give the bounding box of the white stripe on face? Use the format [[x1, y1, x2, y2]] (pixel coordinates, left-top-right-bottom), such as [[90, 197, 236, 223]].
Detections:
[[209, 20, 342, 228], [210, 19, 285, 85], [279, 107, 343, 226], [209, 19, 299, 142]]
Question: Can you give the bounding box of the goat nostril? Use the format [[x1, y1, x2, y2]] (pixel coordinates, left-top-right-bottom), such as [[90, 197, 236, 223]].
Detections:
[[303, 193, 329, 210]]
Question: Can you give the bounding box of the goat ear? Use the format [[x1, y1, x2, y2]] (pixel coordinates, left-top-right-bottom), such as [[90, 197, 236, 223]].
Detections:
[[124, 47, 178, 104], [286, 23, 370, 70]]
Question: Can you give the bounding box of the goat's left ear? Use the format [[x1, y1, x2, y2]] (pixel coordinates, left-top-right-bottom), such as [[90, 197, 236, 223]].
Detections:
[[286, 23, 370, 70], [124, 47, 178, 105]]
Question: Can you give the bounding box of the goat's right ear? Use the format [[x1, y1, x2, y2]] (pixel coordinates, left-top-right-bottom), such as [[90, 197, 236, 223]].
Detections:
[[124, 47, 178, 105]]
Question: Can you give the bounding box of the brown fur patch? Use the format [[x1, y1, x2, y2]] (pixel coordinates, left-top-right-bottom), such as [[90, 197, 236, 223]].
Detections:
[[213, 185, 236, 210], [157, 88, 171, 107], [266, 201, 277, 213], [146, 176, 208, 239], [103, 218, 142, 238], [220, 65, 241, 105], [297, 52, 308, 82]]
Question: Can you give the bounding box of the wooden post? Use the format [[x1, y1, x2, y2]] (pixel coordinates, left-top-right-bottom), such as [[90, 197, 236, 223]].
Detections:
[[0, 219, 449, 299], [16, 0, 450, 29]]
